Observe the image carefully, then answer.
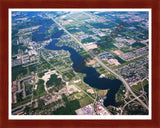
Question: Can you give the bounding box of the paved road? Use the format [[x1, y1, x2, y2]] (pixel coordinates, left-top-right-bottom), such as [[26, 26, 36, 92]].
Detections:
[[74, 81, 111, 115], [13, 76, 32, 103], [12, 106, 25, 115], [121, 94, 144, 114], [46, 13, 148, 110], [12, 98, 38, 115]]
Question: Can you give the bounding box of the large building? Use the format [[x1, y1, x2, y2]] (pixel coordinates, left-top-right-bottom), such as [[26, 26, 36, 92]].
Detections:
[[12, 81, 17, 93], [98, 52, 114, 60]]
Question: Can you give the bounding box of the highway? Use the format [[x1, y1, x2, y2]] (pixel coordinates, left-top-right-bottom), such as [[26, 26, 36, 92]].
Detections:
[[121, 93, 144, 114], [46, 13, 148, 111]]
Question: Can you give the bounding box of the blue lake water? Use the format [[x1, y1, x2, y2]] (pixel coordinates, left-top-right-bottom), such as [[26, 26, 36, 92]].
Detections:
[[45, 33, 122, 107]]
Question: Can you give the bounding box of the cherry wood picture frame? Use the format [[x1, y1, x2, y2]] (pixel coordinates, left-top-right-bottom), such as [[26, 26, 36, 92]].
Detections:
[[0, 0, 160, 128]]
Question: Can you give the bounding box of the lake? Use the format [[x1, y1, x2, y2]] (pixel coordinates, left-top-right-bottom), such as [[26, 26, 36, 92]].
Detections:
[[45, 32, 122, 107]]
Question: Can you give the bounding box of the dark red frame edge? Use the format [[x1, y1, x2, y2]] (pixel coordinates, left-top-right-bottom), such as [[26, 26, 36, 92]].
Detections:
[[0, 0, 159, 128]]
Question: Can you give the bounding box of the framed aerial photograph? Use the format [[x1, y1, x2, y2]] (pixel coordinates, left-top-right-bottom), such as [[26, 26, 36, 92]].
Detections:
[[0, 0, 160, 128], [9, 9, 151, 120]]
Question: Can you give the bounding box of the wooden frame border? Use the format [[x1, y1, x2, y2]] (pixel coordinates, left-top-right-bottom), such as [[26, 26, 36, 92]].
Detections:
[[0, 0, 159, 128]]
